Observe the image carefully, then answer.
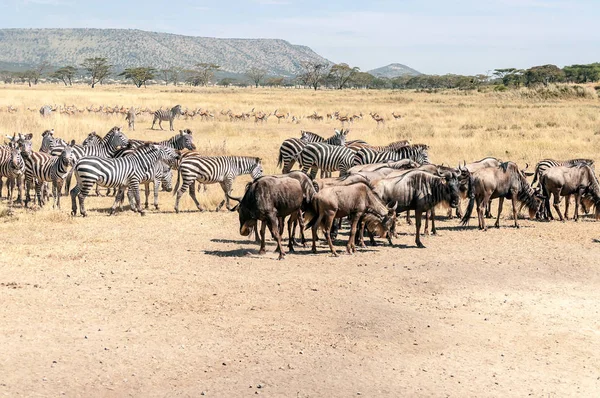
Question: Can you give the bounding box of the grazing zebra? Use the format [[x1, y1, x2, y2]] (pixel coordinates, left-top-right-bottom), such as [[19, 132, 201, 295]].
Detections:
[[174, 153, 263, 213], [125, 107, 136, 130], [300, 143, 355, 179], [61, 127, 129, 195], [151, 105, 184, 131], [22, 147, 73, 209], [39, 105, 52, 117], [352, 144, 430, 166], [0, 143, 25, 203], [532, 158, 595, 187], [113, 160, 174, 212], [277, 129, 348, 173], [70, 144, 180, 217]]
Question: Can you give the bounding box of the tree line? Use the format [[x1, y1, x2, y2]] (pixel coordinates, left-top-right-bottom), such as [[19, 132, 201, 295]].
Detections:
[[1, 57, 599, 90]]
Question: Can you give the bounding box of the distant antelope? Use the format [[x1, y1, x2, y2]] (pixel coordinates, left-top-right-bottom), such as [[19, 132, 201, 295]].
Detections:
[[254, 112, 271, 123], [370, 112, 385, 127], [335, 112, 352, 127], [392, 112, 402, 120], [273, 109, 288, 124]]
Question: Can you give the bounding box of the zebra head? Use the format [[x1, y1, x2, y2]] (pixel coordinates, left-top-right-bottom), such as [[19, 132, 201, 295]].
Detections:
[[59, 146, 74, 167], [331, 129, 348, 146], [177, 130, 196, 150], [82, 131, 101, 147], [7, 143, 24, 173], [251, 158, 264, 180], [39, 129, 56, 152], [173, 105, 184, 117], [156, 145, 181, 167], [159, 162, 173, 192], [105, 127, 129, 151], [17, 133, 33, 157]]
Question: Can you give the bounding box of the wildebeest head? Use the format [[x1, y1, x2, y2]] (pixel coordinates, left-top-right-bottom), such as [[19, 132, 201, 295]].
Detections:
[[521, 163, 534, 178], [445, 174, 461, 208]]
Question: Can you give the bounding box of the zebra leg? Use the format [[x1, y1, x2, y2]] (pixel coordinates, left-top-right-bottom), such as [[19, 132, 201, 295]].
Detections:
[[152, 181, 160, 210], [16, 175, 24, 205], [95, 183, 104, 197], [217, 179, 235, 211], [70, 186, 79, 216], [170, 119, 174, 131], [64, 170, 72, 196], [159, 119, 164, 130], [188, 181, 204, 211], [53, 180, 63, 209], [151, 117, 156, 130], [174, 180, 191, 213], [129, 181, 144, 216], [0, 177, 3, 199], [35, 181, 43, 208]]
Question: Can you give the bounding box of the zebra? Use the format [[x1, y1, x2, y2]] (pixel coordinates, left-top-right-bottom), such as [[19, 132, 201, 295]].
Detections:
[[39, 105, 52, 118], [125, 107, 136, 130], [277, 129, 348, 173], [60, 127, 130, 195], [151, 105, 184, 131], [70, 144, 180, 217], [0, 143, 25, 204], [352, 144, 430, 166], [300, 143, 355, 179], [173, 153, 263, 213], [532, 158, 595, 187], [22, 146, 73, 209], [113, 160, 173, 212]]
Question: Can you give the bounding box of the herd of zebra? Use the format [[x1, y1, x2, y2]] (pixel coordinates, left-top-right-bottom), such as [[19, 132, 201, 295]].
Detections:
[[0, 124, 598, 256]]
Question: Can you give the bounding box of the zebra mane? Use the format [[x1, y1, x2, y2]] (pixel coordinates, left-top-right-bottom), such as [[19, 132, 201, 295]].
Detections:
[[300, 130, 324, 142]]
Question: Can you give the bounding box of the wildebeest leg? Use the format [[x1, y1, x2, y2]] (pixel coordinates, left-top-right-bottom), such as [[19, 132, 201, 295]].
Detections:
[[424, 210, 430, 235], [574, 191, 582, 222], [552, 191, 564, 221], [296, 210, 307, 246], [477, 197, 487, 230], [415, 210, 425, 248], [406, 209, 412, 225], [287, 216, 295, 252], [188, 181, 204, 211], [430, 208, 437, 235], [511, 193, 519, 228], [564, 194, 571, 220], [258, 221, 267, 255], [323, 213, 338, 257], [347, 214, 359, 254], [311, 212, 324, 254], [494, 197, 504, 228], [485, 201, 493, 218], [267, 214, 285, 260]]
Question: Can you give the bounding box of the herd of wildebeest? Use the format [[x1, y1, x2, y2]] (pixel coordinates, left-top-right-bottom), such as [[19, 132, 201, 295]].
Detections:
[[0, 123, 598, 258]]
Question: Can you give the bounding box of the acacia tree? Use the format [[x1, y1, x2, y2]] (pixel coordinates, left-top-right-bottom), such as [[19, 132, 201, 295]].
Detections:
[[299, 62, 329, 90], [328, 63, 359, 89], [51, 66, 77, 86], [187, 63, 220, 86], [81, 57, 112, 88], [246, 67, 267, 88], [119, 67, 156, 88]]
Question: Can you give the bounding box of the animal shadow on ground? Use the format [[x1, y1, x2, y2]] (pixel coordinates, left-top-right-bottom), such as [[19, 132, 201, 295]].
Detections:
[[593, 239, 600, 244], [203, 248, 255, 257]]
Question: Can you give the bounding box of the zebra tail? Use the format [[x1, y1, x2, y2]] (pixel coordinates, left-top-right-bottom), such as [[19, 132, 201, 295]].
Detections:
[[531, 170, 539, 186], [277, 150, 283, 168], [461, 196, 475, 226]]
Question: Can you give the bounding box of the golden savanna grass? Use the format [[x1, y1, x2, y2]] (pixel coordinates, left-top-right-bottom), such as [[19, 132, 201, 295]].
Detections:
[[1, 84, 600, 396]]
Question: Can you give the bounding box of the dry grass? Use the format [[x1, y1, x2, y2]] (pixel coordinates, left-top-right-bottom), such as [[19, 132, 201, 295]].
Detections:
[[1, 84, 600, 396]]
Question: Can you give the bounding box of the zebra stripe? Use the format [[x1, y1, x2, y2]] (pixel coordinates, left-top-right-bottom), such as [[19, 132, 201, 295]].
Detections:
[[532, 158, 595, 186], [174, 154, 263, 213], [353, 144, 429, 166], [22, 147, 73, 209], [277, 130, 348, 173], [70, 144, 179, 216], [151, 105, 183, 131], [39, 105, 52, 117], [300, 143, 355, 179], [114, 160, 173, 212]]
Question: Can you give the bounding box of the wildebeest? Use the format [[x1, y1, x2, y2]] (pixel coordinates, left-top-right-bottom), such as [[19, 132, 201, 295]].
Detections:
[[232, 172, 317, 260], [531, 158, 595, 187], [461, 162, 542, 230], [305, 181, 396, 256], [374, 169, 461, 248], [540, 164, 600, 221]]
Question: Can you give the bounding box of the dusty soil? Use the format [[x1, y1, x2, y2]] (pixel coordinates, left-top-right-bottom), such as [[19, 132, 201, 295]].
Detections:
[[1, 198, 599, 397]]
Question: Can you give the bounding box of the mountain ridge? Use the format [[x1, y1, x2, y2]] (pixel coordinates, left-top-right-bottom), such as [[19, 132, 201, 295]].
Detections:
[[0, 28, 331, 77], [368, 63, 422, 78]]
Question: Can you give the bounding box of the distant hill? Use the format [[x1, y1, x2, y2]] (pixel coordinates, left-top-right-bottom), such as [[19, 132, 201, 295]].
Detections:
[[0, 28, 331, 77], [368, 63, 421, 78]]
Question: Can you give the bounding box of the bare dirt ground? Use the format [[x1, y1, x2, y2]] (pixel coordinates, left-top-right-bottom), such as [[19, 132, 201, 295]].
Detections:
[[1, 199, 599, 397]]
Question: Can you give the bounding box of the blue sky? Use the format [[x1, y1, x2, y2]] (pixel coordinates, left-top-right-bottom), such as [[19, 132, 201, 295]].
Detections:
[[1, 0, 599, 75]]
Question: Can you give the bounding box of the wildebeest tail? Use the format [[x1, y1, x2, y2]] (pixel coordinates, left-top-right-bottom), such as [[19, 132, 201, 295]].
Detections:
[[303, 207, 319, 230], [461, 196, 475, 226]]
